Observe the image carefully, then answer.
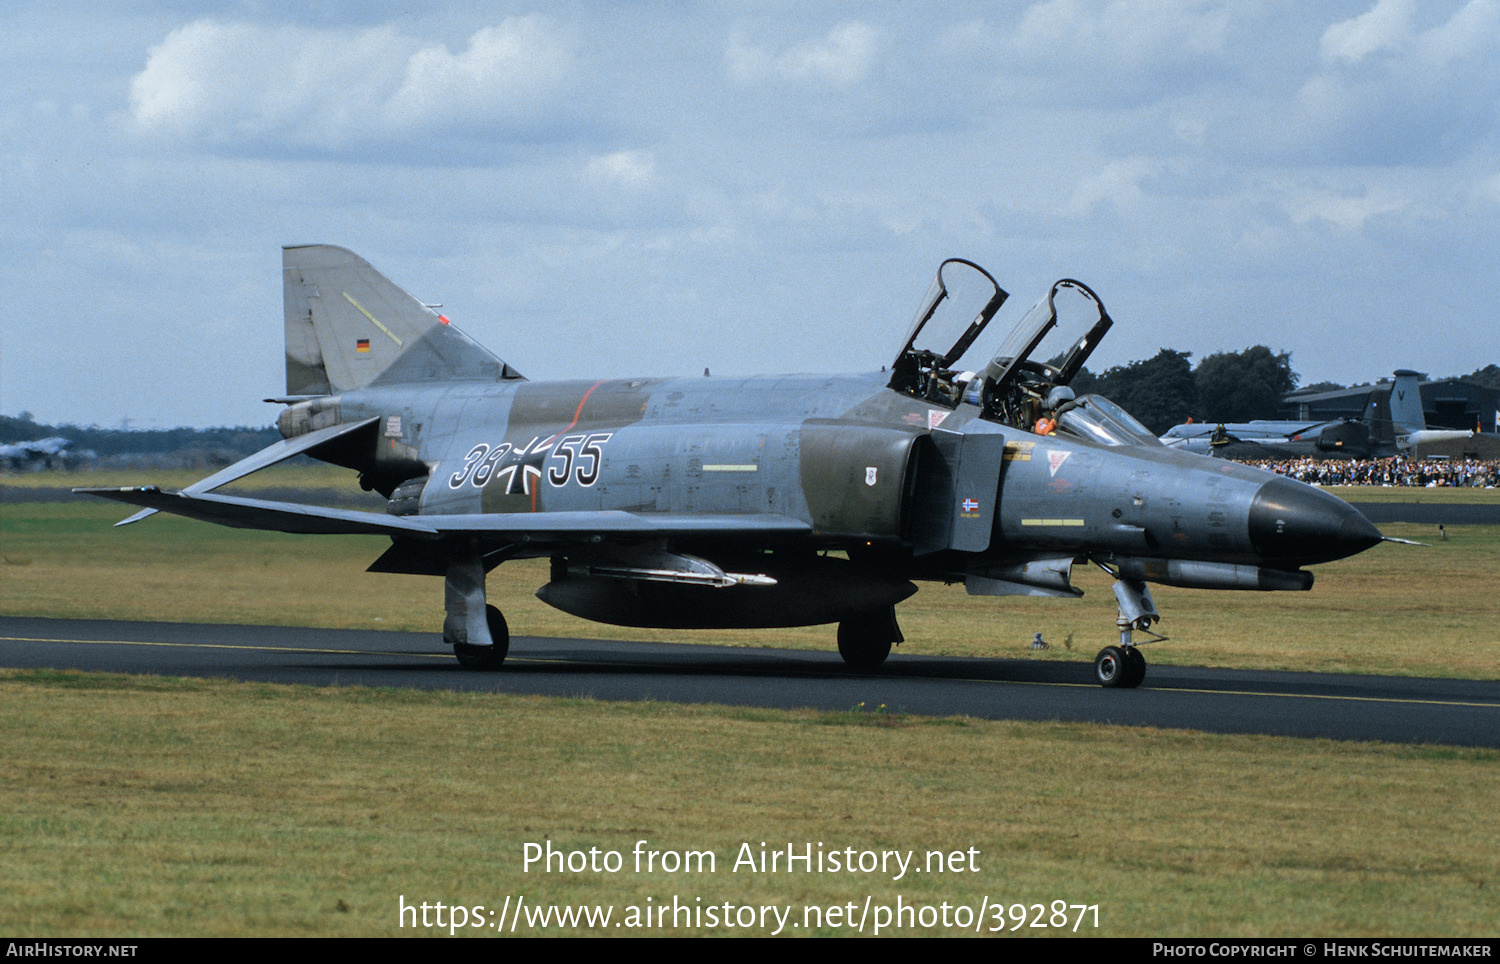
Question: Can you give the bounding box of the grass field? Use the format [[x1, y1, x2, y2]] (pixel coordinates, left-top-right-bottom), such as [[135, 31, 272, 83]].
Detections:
[[2, 463, 366, 494], [3, 472, 1498, 937], [1323, 485, 1500, 505], [2, 669, 1496, 937]]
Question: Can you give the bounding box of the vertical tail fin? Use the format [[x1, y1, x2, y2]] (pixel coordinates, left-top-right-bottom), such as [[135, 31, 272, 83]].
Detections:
[[1387, 370, 1425, 436], [282, 244, 522, 395], [1365, 385, 1395, 447]]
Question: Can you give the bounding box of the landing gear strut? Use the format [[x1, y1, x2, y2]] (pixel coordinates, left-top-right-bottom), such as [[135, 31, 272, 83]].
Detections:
[[445, 549, 508, 670], [837, 606, 903, 670], [1093, 575, 1159, 689]]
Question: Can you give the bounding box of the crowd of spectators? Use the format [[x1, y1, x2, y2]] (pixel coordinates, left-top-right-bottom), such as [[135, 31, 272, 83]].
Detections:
[[1238, 456, 1500, 487]]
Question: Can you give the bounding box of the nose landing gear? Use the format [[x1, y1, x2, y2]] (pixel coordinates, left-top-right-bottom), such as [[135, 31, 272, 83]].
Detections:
[[1093, 574, 1162, 688]]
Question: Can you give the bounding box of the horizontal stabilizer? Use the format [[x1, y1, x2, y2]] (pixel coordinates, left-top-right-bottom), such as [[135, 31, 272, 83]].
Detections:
[[75, 486, 813, 541], [82, 417, 380, 527], [75, 487, 436, 536]]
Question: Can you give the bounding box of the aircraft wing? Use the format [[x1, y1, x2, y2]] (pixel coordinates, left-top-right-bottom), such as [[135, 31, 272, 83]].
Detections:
[[75, 486, 812, 540]]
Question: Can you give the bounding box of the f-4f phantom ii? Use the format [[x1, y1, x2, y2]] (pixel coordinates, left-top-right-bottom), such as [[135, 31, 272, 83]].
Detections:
[[80, 247, 1391, 687]]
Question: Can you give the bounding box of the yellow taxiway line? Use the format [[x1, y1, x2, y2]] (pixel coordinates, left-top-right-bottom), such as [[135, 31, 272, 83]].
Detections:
[[3, 634, 1497, 711]]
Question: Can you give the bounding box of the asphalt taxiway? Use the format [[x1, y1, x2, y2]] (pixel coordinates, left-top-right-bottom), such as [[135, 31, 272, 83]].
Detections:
[[3, 615, 1496, 748]]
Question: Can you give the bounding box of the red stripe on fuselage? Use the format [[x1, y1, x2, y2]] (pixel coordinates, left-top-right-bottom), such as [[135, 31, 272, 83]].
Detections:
[[530, 379, 606, 514], [565, 380, 607, 433]]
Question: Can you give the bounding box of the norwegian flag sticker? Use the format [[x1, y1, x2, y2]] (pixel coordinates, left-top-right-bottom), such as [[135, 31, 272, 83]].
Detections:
[[961, 498, 980, 513]]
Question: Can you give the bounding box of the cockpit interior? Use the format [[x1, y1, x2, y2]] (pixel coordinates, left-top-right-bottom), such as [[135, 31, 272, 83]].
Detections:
[[889, 259, 1158, 447]]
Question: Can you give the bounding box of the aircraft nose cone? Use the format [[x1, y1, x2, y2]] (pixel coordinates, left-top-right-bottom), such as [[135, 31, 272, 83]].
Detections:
[[1248, 477, 1382, 566]]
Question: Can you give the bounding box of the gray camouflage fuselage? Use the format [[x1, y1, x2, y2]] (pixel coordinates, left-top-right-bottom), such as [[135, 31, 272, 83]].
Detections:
[[284, 368, 1371, 598], [80, 245, 1385, 681]]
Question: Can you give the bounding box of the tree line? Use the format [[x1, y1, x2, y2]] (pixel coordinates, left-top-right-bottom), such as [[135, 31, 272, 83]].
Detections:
[[0, 413, 279, 459], [1066, 346, 1295, 435], [3, 359, 1495, 452]]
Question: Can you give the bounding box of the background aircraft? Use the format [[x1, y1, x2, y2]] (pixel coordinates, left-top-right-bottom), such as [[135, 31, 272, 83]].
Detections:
[[1159, 370, 1474, 459], [79, 247, 1387, 688], [0, 436, 89, 470]]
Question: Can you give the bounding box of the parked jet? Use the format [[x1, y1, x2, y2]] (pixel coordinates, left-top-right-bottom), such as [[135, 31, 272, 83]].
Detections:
[[78, 247, 1388, 687], [1159, 418, 1373, 459], [1160, 370, 1473, 459], [1377, 370, 1476, 451], [0, 436, 89, 470]]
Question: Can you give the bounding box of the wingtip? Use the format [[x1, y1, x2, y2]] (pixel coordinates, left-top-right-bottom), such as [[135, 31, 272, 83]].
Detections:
[[71, 486, 164, 526], [114, 508, 160, 527]]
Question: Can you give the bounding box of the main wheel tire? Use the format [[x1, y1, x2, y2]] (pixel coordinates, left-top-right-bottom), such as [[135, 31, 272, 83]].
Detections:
[[1122, 646, 1146, 688], [454, 605, 510, 670], [837, 617, 893, 670], [1095, 645, 1128, 687]]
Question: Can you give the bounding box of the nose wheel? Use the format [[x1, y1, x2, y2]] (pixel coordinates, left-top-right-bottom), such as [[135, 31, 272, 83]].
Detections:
[[1095, 644, 1145, 688]]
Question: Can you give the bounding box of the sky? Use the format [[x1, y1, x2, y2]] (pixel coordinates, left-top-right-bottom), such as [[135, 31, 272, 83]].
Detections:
[[2, 0, 1497, 429]]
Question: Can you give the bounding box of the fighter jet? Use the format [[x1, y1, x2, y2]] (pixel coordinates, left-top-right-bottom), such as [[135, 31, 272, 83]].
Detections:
[[0, 436, 87, 470], [78, 246, 1387, 687]]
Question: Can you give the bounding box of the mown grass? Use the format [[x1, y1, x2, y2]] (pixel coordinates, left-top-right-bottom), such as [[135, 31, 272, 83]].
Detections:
[[4, 478, 1499, 938], [1323, 485, 1500, 505], [2, 462, 361, 493], [3, 500, 1497, 679], [1, 669, 1496, 937]]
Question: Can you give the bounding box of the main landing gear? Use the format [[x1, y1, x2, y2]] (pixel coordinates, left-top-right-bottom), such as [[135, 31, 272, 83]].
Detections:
[[445, 549, 509, 671], [837, 606, 903, 670], [1093, 574, 1162, 689], [454, 605, 510, 670]]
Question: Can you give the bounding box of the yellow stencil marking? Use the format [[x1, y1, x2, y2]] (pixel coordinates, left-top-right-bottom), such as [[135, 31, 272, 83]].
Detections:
[[342, 292, 404, 347]]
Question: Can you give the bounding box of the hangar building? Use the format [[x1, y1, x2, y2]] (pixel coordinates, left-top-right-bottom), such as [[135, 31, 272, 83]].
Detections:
[[1285, 372, 1500, 437]]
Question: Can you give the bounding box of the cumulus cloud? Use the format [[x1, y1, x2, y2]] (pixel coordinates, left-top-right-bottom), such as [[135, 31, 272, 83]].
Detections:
[[1477, 171, 1500, 204], [1014, 0, 1233, 61], [1319, 0, 1500, 67], [585, 150, 657, 188], [1280, 183, 1408, 231], [1319, 0, 1415, 63], [726, 21, 882, 88], [1004, 0, 1236, 103], [385, 19, 575, 129], [1064, 156, 1158, 216], [129, 16, 576, 150], [1415, 0, 1500, 66], [1290, 0, 1500, 165]]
